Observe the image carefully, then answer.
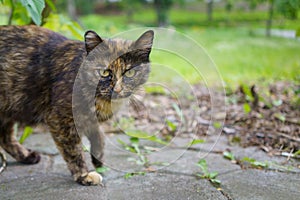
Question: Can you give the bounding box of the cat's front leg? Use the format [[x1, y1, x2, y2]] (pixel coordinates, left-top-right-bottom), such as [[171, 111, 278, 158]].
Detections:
[[86, 126, 105, 169], [48, 123, 102, 186]]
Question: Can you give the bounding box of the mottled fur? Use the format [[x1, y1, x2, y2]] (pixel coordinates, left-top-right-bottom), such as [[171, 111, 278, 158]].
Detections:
[[0, 25, 153, 185]]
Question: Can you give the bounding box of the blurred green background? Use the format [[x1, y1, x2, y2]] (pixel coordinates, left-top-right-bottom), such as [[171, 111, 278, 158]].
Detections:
[[0, 0, 300, 87]]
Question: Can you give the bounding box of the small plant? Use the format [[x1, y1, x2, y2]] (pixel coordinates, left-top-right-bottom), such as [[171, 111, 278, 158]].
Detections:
[[223, 151, 269, 169], [186, 139, 205, 147], [241, 157, 268, 169], [243, 103, 252, 114], [196, 159, 221, 186], [18, 125, 34, 144], [172, 103, 185, 125], [223, 151, 236, 163], [213, 121, 222, 129], [124, 171, 146, 179], [165, 119, 177, 132], [294, 150, 300, 157], [125, 129, 168, 145], [118, 137, 149, 166], [96, 166, 110, 174], [118, 135, 168, 179]]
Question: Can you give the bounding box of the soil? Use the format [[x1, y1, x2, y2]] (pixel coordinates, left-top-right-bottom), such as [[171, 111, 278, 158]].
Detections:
[[112, 81, 300, 155]]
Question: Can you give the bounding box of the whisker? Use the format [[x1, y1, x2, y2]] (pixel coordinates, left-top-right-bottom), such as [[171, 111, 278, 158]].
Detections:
[[129, 93, 148, 119]]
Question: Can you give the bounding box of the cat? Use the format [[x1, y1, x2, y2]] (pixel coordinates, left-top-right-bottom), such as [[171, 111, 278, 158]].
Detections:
[[0, 25, 154, 185]]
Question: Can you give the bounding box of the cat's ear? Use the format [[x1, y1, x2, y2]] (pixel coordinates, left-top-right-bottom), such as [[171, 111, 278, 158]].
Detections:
[[84, 31, 103, 54], [134, 30, 154, 50]]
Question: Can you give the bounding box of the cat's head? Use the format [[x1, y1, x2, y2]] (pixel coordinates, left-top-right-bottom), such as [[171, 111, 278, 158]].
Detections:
[[84, 30, 154, 100]]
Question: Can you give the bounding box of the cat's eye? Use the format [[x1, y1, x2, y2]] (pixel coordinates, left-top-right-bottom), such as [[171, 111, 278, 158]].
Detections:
[[125, 69, 136, 77], [98, 69, 110, 77]]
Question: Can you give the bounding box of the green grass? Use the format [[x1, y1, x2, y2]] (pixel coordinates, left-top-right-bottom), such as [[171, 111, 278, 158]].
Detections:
[[80, 7, 300, 30], [80, 13, 300, 87], [2, 5, 299, 87], [188, 28, 300, 85]]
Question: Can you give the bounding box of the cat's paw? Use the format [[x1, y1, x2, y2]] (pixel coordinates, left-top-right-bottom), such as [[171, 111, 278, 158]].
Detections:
[[20, 150, 41, 164], [77, 171, 103, 186]]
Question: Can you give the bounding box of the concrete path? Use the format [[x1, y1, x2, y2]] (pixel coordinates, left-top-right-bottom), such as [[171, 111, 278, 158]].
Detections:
[[0, 132, 299, 200]]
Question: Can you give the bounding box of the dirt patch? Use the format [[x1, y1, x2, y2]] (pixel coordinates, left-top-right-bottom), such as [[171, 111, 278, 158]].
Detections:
[[224, 82, 299, 153], [113, 81, 299, 154]]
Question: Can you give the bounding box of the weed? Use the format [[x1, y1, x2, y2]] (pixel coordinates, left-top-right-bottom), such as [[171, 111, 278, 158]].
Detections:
[[213, 122, 222, 129], [223, 151, 269, 169], [241, 157, 268, 169], [165, 119, 177, 132], [294, 150, 300, 157], [18, 126, 34, 144], [124, 171, 146, 179], [196, 159, 221, 187], [243, 103, 252, 114], [223, 151, 235, 161], [186, 139, 205, 148], [96, 166, 110, 174]]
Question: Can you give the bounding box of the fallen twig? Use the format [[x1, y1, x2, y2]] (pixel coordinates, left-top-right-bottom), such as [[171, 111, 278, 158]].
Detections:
[[273, 132, 300, 143]]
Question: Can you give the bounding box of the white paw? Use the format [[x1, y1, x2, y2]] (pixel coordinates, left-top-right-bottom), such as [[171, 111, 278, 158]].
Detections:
[[80, 171, 103, 186]]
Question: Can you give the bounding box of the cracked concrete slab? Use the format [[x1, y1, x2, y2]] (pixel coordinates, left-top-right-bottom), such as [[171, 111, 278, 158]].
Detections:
[[220, 169, 300, 200], [0, 132, 299, 200]]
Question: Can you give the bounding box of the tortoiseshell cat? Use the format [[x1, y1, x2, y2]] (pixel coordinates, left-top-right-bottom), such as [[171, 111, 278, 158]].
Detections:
[[0, 25, 153, 185]]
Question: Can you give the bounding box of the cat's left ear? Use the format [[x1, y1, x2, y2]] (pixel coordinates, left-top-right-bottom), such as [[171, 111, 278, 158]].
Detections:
[[134, 30, 154, 51], [84, 31, 103, 54]]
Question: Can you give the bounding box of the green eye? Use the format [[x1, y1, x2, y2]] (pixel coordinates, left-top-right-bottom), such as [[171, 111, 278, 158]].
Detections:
[[98, 69, 110, 77], [125, 69, 136, 77]]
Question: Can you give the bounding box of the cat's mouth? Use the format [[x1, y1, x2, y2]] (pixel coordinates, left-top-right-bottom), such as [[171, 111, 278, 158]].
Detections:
[[95, 87, 134, 100], [111, 91, 132, 99]]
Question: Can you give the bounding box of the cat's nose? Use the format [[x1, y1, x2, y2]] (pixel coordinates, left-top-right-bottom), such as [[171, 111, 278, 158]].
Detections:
[[113, 84, 123, 94], [113, 79, 123, 94]]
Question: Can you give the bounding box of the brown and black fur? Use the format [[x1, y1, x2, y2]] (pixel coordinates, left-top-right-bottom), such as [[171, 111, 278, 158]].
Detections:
[[0, 25, 153, 185]]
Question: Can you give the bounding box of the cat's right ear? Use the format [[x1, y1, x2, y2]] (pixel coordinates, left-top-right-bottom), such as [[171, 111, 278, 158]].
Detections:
[[134, 30, 154, 50], [84, 31, 103, 54]]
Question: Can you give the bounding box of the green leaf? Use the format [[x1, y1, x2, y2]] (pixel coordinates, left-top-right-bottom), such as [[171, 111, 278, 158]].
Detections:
[[20, 0, 45, 25], [12, 1, 32, 25], [145, 85, 166, 95], [19, 126, 33, 144], [131, 140, 141, 155], [125, 130, 167, 145], [126, 130, 149, 139], [252, 161, 268, 168], [242, 157, 255, 163], [242, 157, 268, 168], [274, 113, 286, 122], [213, 122, 222, 129], [147, 135, 168, 145], [186, 139, 205, 146], [117, 138, 127, 147], [166, 120, 177, 131], [243, 103, 251, 114], [294, 150, 300, 156], [223, 151, 235, 161], [124, 172, 134, 179], [172, 103, 185, 124], [130, 137, 139, 144], [45, 0, 56, 12], [197, 159, 208, 174], [124, 172, 145, 179], [210, 178, 221, 185], [96, 166, 109, 173], [241, 84, 254, 102], [208, 172, 219, 179]]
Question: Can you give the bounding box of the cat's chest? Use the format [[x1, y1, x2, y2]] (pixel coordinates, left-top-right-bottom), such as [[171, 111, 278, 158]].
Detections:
[[95, 99, 123, 122]]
